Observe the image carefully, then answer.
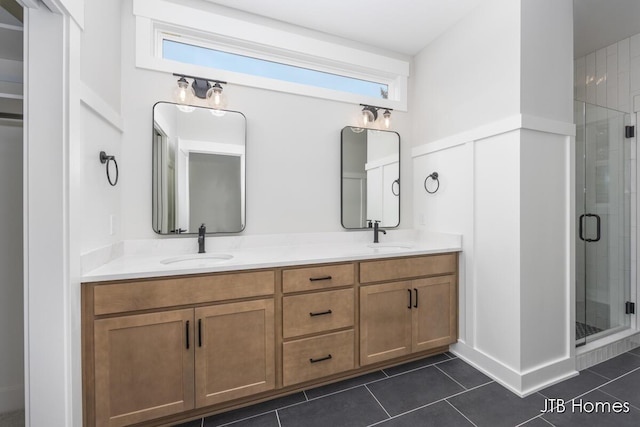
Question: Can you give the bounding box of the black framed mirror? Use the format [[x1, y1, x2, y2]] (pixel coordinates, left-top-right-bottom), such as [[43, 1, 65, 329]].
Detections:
[[152, 102, 246, 234], [341, 126, 400, 229]]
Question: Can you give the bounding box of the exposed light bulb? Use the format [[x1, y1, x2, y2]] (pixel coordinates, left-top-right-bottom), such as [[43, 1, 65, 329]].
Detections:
[[362, 107, 376, 127], [173, 77, 194, 105], [383, 109, 391, 129], [206, 82, 228, 109]]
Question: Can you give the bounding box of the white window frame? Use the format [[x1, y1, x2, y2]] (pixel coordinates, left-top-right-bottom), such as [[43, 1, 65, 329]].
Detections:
[[133, 0, 409, 110]]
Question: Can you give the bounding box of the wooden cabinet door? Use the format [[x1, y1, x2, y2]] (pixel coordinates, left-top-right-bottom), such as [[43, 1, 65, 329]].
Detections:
[[94, 309, 194, 427], [412, 275, 457, 353], [360, 281, 412, 365], [195, 299, 275, 407]]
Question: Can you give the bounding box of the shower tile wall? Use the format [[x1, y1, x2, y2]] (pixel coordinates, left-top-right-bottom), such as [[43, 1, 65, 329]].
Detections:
[[575, 33, 639, 332]]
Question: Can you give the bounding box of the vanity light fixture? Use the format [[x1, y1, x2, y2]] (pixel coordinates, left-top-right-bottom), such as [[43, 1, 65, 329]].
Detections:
[[360, 104, 393, 129], [172, 73, 228, 109]]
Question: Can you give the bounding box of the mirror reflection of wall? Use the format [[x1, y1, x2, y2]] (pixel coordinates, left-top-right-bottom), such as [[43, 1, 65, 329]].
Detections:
[[341, 127, 400, 229], [152, 102, 246, 234]]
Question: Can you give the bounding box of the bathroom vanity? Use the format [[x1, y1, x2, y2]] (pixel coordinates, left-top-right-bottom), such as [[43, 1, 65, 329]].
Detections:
[[81, 235, 460, 427]]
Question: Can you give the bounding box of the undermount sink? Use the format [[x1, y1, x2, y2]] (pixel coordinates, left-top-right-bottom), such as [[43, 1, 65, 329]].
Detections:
[[160, 253, 234, 267], [366, 243, 413, 252]]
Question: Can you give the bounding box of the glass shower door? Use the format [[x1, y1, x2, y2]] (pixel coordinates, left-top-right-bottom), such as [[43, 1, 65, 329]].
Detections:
[[575, 101, 631, 346]]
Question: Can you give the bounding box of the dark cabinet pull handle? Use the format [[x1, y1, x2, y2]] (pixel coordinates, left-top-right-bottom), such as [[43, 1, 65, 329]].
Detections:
[[414, 288, 418, 308], [408, 289, 412, 309], [186, 320, 190, 349], [310, 354, 332, 363], [310, 310, 332, 317], [198, 319, 202, 347], [309, 276, 332, 282]]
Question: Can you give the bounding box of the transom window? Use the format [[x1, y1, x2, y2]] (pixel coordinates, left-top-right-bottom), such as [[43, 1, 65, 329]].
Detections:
[[133, 0, 409, 109], [163, 40, 389, 99]]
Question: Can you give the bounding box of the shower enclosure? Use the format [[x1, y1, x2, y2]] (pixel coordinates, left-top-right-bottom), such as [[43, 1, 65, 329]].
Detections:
[[575, 101, 632, 346]]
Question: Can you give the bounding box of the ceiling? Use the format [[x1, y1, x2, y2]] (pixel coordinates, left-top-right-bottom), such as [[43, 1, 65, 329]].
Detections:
[[204, 0, 482, 56], [573, 0, 640, 58], [206, 0, 640, 59], [2, 1, 639, 62]]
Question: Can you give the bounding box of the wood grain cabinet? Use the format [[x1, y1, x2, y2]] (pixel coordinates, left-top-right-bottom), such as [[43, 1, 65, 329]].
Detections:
[[93, 309, 195, 427], [195, 300, 275, 407], [84, 271, 275, 427], [281, 263, 356, 387], [83, 253, 458, 427], [359, 254, 457, 366]]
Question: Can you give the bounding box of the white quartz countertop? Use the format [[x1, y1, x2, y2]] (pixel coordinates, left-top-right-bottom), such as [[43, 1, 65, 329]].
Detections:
[[81, 230, 462, 283]]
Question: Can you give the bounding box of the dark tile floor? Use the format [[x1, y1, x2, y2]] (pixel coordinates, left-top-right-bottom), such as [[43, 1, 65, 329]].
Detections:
[[175, 346, 640, 427]]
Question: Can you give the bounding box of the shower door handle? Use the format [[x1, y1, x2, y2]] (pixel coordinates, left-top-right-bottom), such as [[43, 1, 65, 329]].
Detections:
[[589, 214, 601, 242], [579, 214, 586, 241], [581, 213, 601, 242]]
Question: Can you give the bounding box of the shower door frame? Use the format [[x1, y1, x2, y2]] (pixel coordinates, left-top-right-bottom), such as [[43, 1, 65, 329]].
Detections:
[[575, 101, 635, 347]]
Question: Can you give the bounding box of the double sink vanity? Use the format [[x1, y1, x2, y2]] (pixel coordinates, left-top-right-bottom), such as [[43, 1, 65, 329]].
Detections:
[[81, 102, 460, 426], [81, 231, 461, 427]]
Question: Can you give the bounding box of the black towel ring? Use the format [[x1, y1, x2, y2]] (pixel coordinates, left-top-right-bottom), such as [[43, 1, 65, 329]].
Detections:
[[391, 178, 400, 196], [99, 151, 119, 186], [424, 172, 439, 194]]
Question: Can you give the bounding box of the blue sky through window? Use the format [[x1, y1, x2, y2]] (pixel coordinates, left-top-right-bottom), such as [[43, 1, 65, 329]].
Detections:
[[163, 40, 388, 99]]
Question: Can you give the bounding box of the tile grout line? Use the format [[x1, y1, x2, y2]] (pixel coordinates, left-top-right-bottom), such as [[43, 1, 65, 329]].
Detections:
[[445, 399, 479, 427], [514, 414, 548, 427], [585, 368, 613, 381], [381, 357, 456, 381], [302, 390, 309, 401], [556, 364, 640, 409], [366, 381, 495, 426], [215, 410, 279, 427], [596, 388, 640, 412], [275, 409, 282, 427], [364, 384, 392, 419], [433, 364, 468, 391], [303, 362, 451, 404]]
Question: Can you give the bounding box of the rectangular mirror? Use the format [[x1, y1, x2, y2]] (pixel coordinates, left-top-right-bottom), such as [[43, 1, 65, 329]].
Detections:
[[152, 102, 246, 234], [341, 126, 400, 229]]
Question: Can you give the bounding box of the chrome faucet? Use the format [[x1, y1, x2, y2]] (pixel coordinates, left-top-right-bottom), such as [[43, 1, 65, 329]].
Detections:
[[373, 220, 386, 243], [198, 223, 206, 253]]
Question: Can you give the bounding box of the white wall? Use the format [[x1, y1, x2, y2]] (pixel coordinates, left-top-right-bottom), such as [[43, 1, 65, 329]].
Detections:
[[80, 0, 120, 110], [79, 0, 123, 255], [118, 0, 412, 242], [411, 0, 575, 395], [0, 123, 23, 413], [411, 0, 520, 146]]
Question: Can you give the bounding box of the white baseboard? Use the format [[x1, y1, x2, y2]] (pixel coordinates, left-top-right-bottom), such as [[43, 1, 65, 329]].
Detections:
[[451, 342, 577, 397]]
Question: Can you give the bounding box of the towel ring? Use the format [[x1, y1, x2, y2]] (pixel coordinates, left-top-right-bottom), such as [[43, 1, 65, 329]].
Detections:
[[391, 178, 400, 196], [99, 151, 119, 186], [424, 172, 439, 194]]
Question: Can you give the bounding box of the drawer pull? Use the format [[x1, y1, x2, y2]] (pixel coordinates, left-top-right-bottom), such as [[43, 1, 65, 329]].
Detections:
[[198, 319, 202, 347], [309, 309, 333, 317], [414, 288, 418, 308], [310, 354, 333, 364], [309, 275, 332, 282]]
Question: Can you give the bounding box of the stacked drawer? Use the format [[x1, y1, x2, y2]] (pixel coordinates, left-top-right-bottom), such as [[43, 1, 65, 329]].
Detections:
[[281, 263, 356, 386]]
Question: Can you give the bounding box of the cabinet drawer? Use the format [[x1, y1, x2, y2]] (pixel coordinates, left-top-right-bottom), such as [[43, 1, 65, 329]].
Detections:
[[283, 330, 354, 387], [94, 270, 275, 315], [283, 289, 354, 338], [282, 263, 354, 293], [360, 254, 456, 284]]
